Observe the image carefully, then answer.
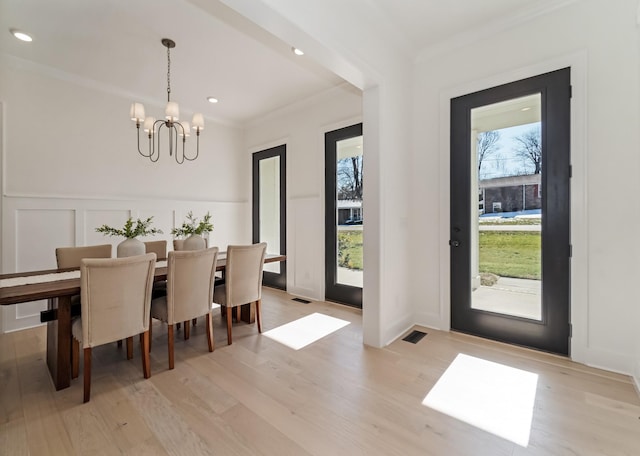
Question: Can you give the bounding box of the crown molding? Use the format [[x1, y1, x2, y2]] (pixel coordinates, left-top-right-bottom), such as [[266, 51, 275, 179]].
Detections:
[[0, 52, 242, 129], [414, 0, 580, 64], [243, 81, 361, 129], [2, 191, 248, 205]]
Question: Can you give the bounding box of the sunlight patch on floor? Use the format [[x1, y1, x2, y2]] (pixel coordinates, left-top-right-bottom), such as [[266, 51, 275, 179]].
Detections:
[[422, 353, 538, 447], [263, 312, 350, 350]]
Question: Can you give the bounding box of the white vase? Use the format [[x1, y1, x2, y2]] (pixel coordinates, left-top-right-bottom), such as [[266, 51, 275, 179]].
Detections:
[[117, 237, 145, 257], [183, 233, 206, 251]]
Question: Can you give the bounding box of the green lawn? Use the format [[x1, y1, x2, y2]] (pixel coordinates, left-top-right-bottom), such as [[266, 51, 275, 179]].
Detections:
[[338, 230, 363, 270], [335, 228, 539, 279], [479, 231, 540, 280]]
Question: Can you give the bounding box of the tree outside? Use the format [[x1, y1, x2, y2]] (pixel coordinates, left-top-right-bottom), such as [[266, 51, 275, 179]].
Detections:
[[514, 126, 542, 174], [477, 130, 501, 176], [478, 122, 541, 179], [337, 154, 363, 271], [337, 155, 363, 200]]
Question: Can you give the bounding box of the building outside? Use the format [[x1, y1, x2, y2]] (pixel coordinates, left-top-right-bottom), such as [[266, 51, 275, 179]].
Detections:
[[337, 199, 363, 224], [479, 174, 541, 215]]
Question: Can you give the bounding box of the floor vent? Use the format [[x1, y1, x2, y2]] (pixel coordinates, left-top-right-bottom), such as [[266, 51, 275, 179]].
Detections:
[[292, 297, 311, 304], [402, 330, 427, 344]]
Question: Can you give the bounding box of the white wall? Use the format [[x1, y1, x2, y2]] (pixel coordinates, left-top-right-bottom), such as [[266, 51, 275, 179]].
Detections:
[[0, 54, 246, 200], [411, 0, 640, 376], [225, 0, 415, 348], [0, 53, 250, 332], [244, 84, 362, 301]]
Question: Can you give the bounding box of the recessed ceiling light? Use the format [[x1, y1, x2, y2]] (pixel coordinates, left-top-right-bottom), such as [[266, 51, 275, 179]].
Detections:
[[292, 47, 304, 56], [207, 97, 219, 104], [10, 29, 32, 42], [521, 107, 531, 112]]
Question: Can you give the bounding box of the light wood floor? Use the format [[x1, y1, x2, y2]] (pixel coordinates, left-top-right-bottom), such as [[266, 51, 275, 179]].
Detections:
[[1, 288, 639, 455]]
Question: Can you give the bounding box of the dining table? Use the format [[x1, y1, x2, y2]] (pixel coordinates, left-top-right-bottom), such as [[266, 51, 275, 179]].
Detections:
[[0, 253, 286, 391]]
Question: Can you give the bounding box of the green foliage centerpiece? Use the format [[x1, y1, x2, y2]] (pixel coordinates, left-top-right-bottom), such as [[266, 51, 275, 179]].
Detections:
[[171, 211, 213, 237], [96, 216, 163, 238], [96, 216, 163, 257], [171, 211, 213, 250]]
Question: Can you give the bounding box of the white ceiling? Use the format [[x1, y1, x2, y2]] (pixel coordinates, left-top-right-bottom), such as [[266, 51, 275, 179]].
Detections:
[[367, 0, 571, 53], [0, 0, 562, 126]]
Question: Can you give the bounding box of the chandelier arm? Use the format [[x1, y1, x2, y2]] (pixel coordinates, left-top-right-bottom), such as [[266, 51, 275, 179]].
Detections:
[[152, 121, 168, 163], [148, 119, 168, 163], [149, 133, 159, 163], [174, 123, 186, 164], [183, 132, 200, 161], [136, 123, 154, 159], [136, 123, 146, 156], [175, 143, 185, 164], [173, 124, 179, 159], [169, 123, 178, 156]]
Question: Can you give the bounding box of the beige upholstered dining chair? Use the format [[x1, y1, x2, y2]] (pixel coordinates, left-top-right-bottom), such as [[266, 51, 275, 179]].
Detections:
[[56, 243, 114, 377], [173, 238, 208, 251], [145, 240, 168, 299], [150, 247, 219, 369], [56, 244, 112, 269], [71, 253, 156, 402], [144, 240, 167, 260], [171, 238, 207, 328], [213, 243, 267, 345]]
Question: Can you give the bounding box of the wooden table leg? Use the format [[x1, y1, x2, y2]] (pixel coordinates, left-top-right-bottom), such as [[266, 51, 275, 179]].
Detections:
[[46, 295, 72, 390], [240, 302, 256, 324]]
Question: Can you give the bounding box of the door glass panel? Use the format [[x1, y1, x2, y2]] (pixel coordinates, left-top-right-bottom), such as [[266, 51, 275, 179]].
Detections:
[[470, 94, 542, 320], [259, 156, 280, 273], [336, 135, 363, 287]]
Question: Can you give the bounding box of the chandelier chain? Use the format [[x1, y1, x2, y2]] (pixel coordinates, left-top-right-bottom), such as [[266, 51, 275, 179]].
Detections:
[[167, 44, 171, 102]]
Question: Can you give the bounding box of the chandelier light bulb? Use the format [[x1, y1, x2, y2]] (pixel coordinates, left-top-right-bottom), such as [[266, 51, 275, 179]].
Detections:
[[143, 117, 155, 134], [192, 113, 205, 132], [165, 101, 179, 121], [130, 103, 145, 123]]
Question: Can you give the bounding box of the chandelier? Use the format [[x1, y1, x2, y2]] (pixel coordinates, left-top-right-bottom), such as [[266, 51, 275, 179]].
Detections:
[[130, 38, 204, 164]]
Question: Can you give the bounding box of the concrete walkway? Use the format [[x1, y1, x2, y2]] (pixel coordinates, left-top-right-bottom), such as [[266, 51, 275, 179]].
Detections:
[[337, 267, 363, 287], [472, 277, 541, 320], [479, 225, 540, 231], [335, 268, 541, 322]]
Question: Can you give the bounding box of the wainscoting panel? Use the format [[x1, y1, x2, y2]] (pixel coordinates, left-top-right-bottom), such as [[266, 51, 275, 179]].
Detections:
[[289, 196, 323, 300], [17, 208, 75, 271], [14, 301, 46, 320], [3, 208, 76, 332], [1, 195, 250, 333]]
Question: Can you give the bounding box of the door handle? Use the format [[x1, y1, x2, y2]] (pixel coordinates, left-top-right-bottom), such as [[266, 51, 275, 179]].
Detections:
[[449, 240, 460, 247]]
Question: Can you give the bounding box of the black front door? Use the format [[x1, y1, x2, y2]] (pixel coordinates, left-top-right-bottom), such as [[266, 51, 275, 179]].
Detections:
[[450, 68, 571, 355], [325, 123, 363, 308], [252, 145, 286, 289]]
